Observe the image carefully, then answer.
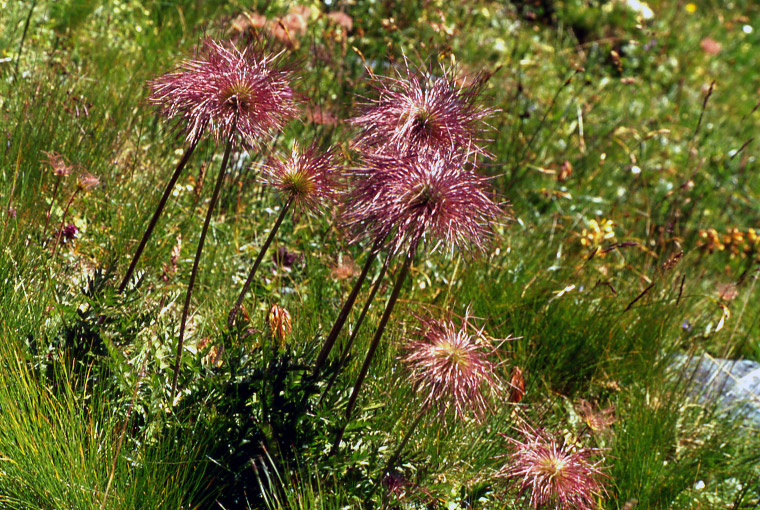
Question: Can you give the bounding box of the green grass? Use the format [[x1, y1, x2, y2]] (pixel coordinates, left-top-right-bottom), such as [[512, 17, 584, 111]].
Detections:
[[2, 0, 760, 508]]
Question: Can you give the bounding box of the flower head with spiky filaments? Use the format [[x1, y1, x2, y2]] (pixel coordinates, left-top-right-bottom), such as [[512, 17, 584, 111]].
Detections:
[[400, 313, 502, 421], [496, 424, 609, 510], [148, 39, 298, 145], [342, 152, 504, 256], [42, 151, 74, 177], [263, 142, 341, 213], [352, 62, 493, 159]]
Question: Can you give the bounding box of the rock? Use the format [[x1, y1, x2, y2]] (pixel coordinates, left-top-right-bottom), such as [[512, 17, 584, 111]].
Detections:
[[670, 354, 760, 427]]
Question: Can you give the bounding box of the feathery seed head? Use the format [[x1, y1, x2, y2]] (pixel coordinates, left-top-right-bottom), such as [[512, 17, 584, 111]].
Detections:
[[352, 62, 493, 159], [76, 172, 100, 191], [342, 151, 505, 255], [43, 151, 74, 177], [264, 142, 341, 213], [400, 313, 502, 421], [496, 424, 609, 510], [148, 39, 298, 146]]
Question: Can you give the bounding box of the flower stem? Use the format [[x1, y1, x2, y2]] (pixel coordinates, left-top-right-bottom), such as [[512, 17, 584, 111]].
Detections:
[[318, 255, 389, 406], [50, 189, 79, 259], [331, 247, 415, 453], [118, 137, 200, 294], [43, 175, 62, 243], [228, 196, 293, 328], [371, 405, 428, 496], [313, 238, 383, 374], [170, 130, 233, 402]]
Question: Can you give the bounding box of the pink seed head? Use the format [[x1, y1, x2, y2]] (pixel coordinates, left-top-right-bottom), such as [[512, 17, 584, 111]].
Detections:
[[496, 423, 609, 510], [342, 151, 505, 256], [148, 39, 298, 146], [263, 142, 341, 214], [400, 313, 502, 421], [352, 61, 494, 159], [42, 151, 73, 177]]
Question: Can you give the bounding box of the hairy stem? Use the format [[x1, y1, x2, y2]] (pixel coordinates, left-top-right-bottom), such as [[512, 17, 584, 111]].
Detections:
[[119, 137, 200, 294], [313, 237, 383, 374], [171, 129, 234, 402], [50, 188, 80, 259], [331, 247, 415, 453], [318, 255, 389, 406], [228, 196, 293, 328]]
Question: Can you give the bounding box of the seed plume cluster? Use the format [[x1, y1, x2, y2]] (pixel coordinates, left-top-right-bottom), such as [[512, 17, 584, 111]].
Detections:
[[342, 151, 503, 255], [263, 142, 341, 214], [401, 313, 502, 421], [496, 424, 609, 510], [352, 62, 493, 159], [148, 39, 297, 145]]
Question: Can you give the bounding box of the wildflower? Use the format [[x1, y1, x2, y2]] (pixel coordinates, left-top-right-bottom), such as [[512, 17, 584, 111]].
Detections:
[[685, 2, 696, 13], [352, 61, 494, 158], [697, 228, 724, 253], [51, 170, 98, 258], [579, 218, 615, 250], [76, 172, 100, 191], [268, 303, 293, 346], [228, 143, 339, 327], [263, 142, 340, 214], [145, 39, 299, 401], [42, 151, 74, 237], [42, 151, 73, 177], [147, 39, 297, 146], [342, 151, 504, 256], [401, 313, 502, 421], [496, 424, 609, 510], [326, 153, 505, 448], [577, 399, 616, 433], [60, 224, 78, 243]]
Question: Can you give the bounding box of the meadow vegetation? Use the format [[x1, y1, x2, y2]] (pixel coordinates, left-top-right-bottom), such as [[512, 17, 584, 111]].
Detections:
[[1, 1, 759, 508]]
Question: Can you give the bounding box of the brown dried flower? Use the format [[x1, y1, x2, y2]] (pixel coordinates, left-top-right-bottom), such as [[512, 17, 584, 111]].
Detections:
[[268, 303, 293, 346]]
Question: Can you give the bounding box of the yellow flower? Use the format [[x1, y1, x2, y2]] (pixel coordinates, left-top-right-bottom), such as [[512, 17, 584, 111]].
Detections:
[[580, 218, 616, 249], [685, 3, 697, 13]]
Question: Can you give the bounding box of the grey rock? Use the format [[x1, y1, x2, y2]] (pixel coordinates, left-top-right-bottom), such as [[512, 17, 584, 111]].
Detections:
[[670, 354, 760, 427]]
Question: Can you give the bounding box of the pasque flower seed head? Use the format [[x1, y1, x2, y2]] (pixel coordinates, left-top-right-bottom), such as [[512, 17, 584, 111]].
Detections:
[[148, 39, 298, 146], [342, 151, 504, 256]]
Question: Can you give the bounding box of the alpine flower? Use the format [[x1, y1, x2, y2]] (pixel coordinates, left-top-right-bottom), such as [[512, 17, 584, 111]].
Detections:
[[342, 151, 504, 256], [496, 424, 609, 510], [401, 313, 503, 421], [147, 38, 297, 146], [352, 62, 493, 159]]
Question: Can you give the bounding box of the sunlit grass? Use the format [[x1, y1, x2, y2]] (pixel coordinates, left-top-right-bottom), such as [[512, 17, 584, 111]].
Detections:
[[1, 0, 759, 508]]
